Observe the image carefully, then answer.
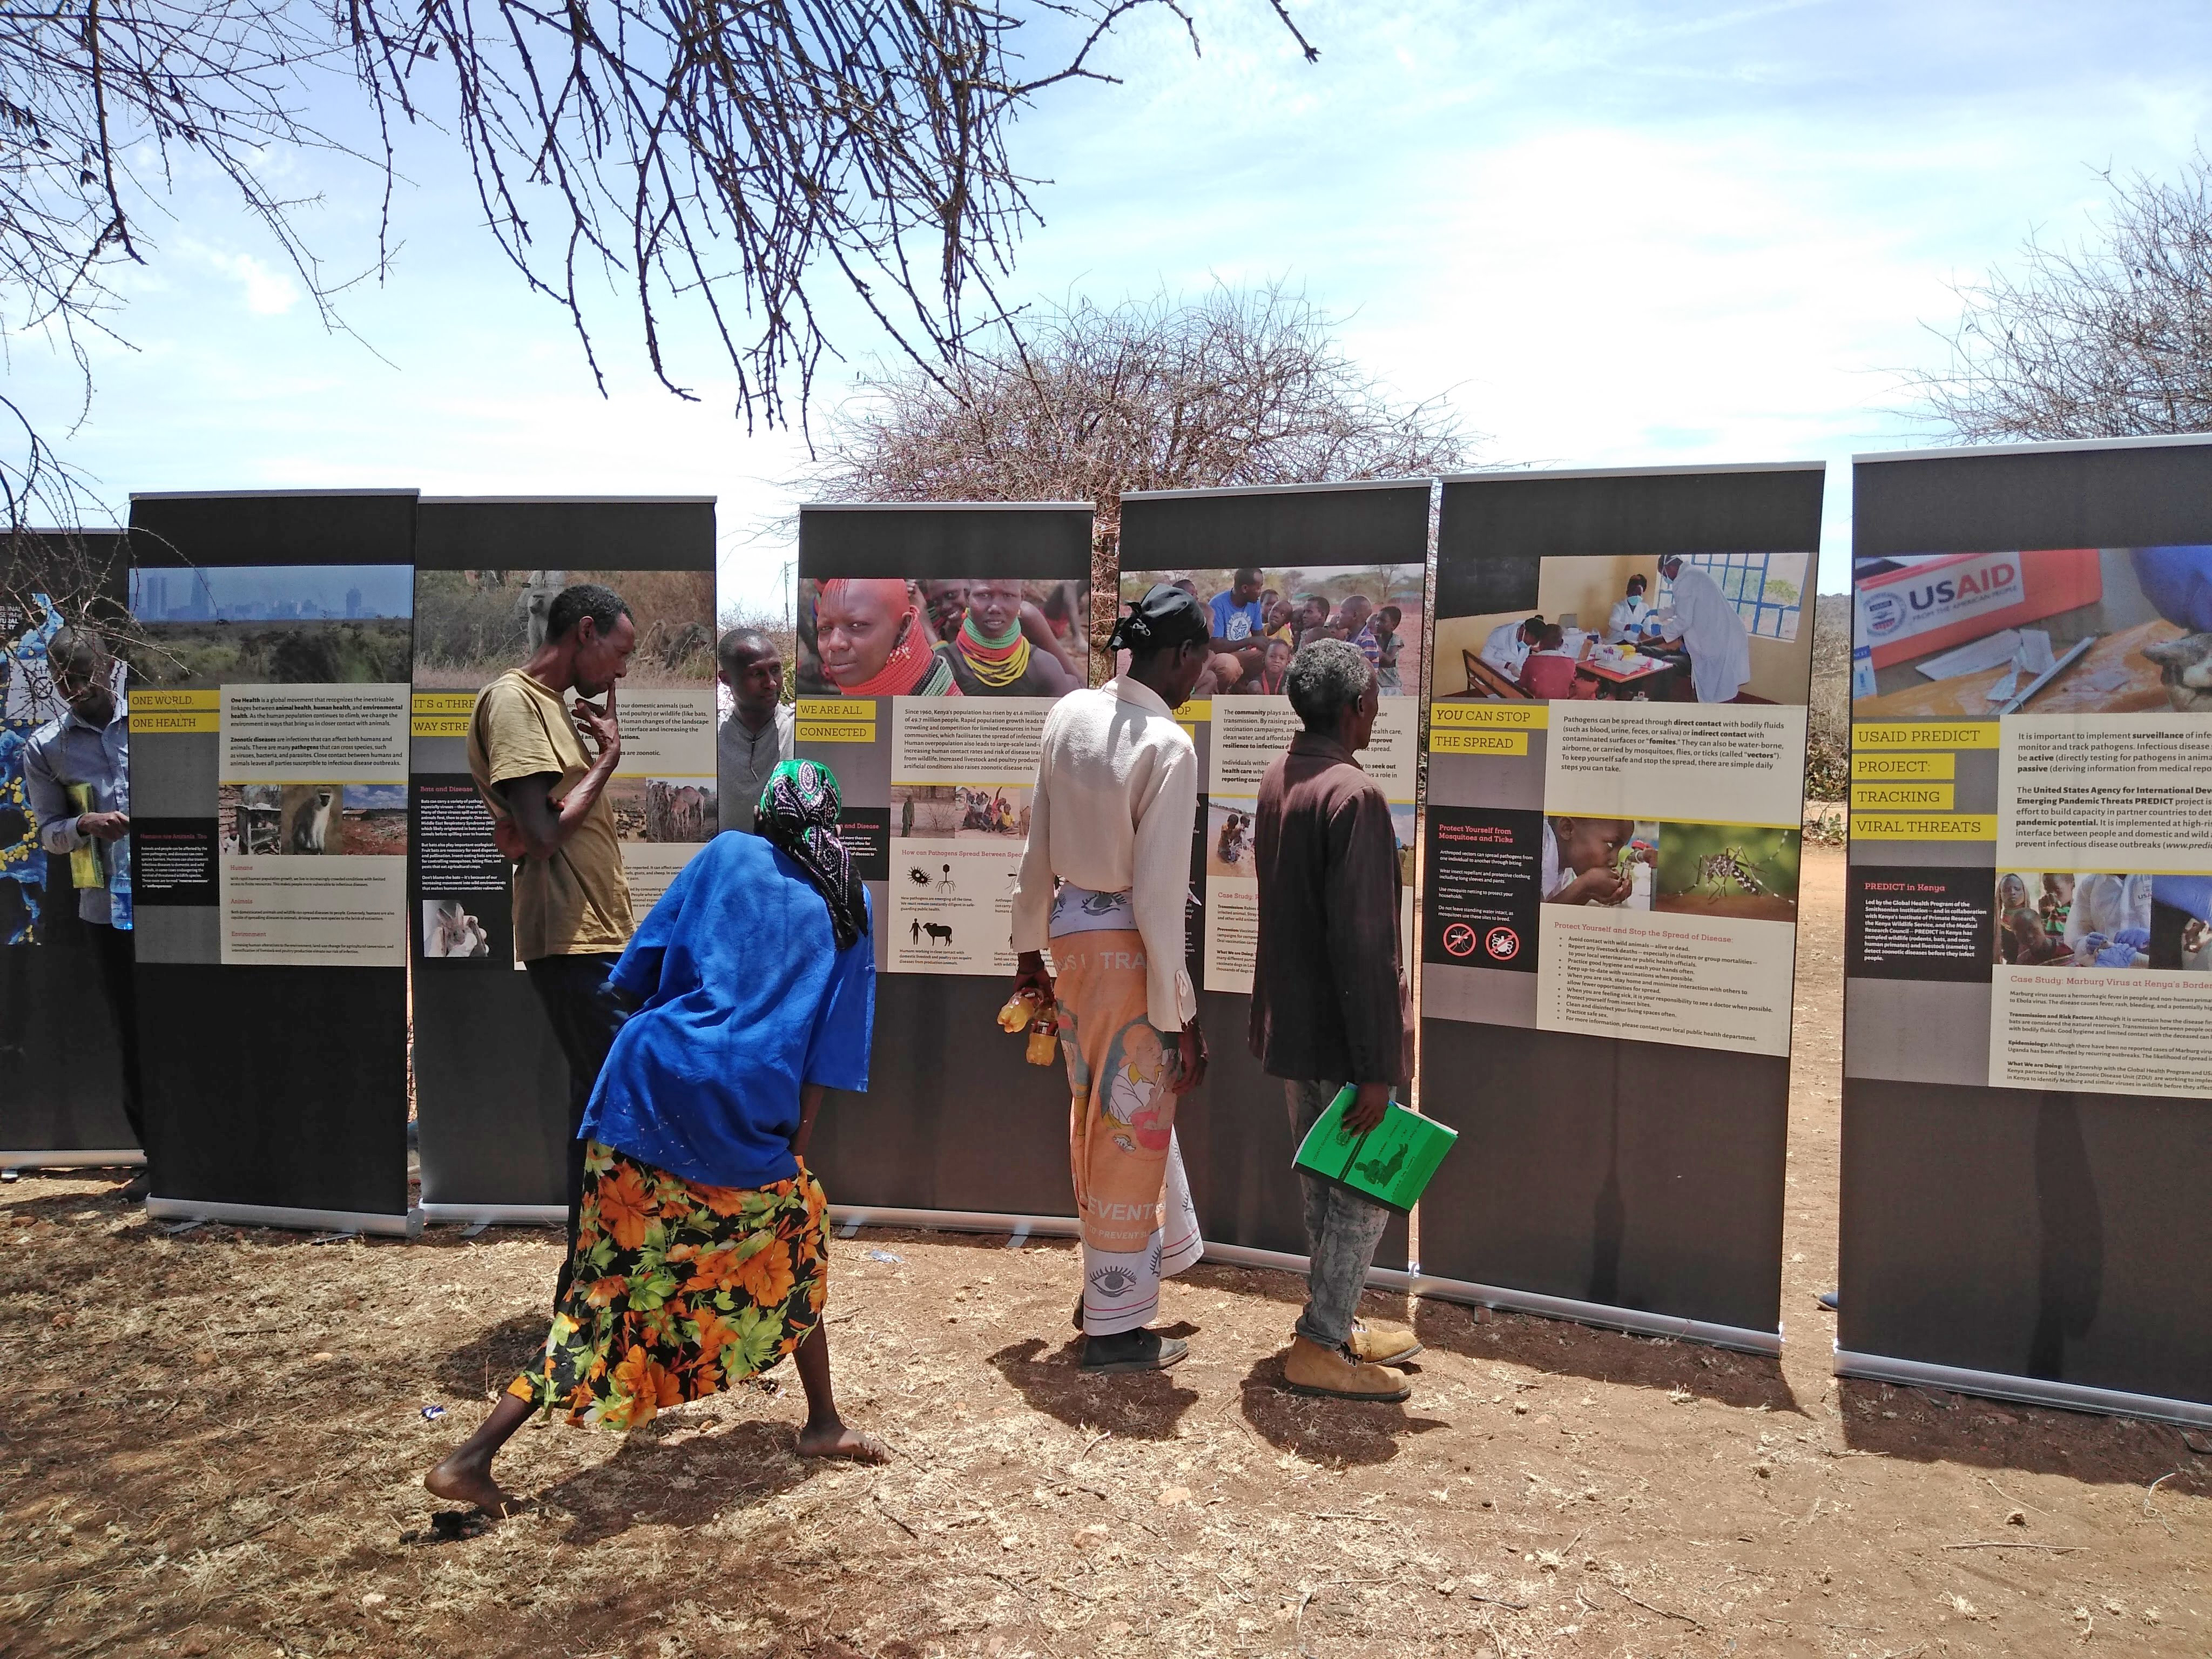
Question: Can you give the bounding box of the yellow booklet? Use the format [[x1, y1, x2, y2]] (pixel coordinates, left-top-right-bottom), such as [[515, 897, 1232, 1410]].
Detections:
[[63, 782, 103, 889]]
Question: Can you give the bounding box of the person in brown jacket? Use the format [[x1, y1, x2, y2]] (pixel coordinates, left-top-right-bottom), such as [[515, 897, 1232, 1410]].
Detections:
[[1249, 638, 1423, 1401]]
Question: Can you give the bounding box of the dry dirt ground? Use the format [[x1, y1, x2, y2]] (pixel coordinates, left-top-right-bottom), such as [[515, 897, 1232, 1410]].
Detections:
[[6, 845, 2211, 1658]]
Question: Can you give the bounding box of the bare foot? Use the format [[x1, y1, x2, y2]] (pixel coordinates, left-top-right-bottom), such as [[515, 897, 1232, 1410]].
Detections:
[[424, 1454, 513, 1515], [796, 1421, 889, 1462]]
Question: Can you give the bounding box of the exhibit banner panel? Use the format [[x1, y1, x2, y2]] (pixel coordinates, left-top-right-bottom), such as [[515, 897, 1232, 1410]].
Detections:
[[126, 491, 419, 1230], [0, 532, 138, 1164], [1418, 464, 1824, 1346], [793, 504, 1096, 1219], [1118, 482, 1427, 1260], [1842, 436, 2212, 1423], [408, 498, 717, 1223]]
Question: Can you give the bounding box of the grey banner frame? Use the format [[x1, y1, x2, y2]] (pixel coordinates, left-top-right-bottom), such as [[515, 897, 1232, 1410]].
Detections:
[[408, 496, 718, 1221], [1417, 462, 1826, 1340], [125, 489, 420, 1230], [1842, 434, 2212, 1420], [793, 503, 1099, 1225], [1117, 480, 1432, 1266]]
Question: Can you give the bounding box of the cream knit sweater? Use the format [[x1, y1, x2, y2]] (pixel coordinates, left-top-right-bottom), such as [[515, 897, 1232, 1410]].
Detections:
[[1009, 676, 1199, 1032]]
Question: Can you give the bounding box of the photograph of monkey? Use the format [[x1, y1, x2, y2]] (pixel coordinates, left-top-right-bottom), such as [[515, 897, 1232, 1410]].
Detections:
[[216, 783, 407, 856]]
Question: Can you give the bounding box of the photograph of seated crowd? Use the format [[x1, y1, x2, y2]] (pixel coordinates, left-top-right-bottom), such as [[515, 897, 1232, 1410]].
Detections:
[[1116, 564, 1424, 697], [794, 577, 1089, 697], [1433, 551, 1812, 706]]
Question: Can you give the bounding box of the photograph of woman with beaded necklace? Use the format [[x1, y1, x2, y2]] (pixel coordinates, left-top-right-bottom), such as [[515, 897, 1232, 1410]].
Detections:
[[795, 577, 1088, 699]]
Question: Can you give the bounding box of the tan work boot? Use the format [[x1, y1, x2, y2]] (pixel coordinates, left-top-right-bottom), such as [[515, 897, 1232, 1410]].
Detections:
[[1347, 1319, 1424, 1366], [1282, 1335, 1410, 1402]]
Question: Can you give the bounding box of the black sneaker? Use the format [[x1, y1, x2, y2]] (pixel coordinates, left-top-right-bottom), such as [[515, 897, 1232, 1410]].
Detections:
[[1079, 1328, 1188, 1373]]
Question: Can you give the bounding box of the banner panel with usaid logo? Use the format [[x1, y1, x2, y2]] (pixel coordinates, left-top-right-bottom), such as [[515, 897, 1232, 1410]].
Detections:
[[1842, 436, 2212, 1425], [1415, 463, 1825, 1350]]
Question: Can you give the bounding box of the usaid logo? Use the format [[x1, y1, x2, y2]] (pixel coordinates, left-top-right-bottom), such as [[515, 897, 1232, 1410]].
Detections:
[[1860, 554, 2024, 647]]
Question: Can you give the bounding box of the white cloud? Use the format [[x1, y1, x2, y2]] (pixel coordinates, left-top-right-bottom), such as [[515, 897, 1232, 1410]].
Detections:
[[187, 245, 304, 316]]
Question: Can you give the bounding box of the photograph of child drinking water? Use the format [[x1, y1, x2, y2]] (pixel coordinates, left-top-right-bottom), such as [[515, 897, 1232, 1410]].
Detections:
[[1540, 818, 1658, 908]]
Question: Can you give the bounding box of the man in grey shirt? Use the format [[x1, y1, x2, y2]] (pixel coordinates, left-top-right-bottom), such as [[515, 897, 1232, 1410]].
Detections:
[[22, 626, 145, 1180], [716, 626, 794, 832]]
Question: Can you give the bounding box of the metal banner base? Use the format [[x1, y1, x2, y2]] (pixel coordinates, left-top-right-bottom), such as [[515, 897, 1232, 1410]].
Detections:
[[419, 1203, 567, 1228], [1833, 1346, 2212, 1429], [0, 1149, 145, 1171], [143, 1196, 420, 1238], [1411, 1272, 1783, 1357], [822, 1205, 1414, 1293]]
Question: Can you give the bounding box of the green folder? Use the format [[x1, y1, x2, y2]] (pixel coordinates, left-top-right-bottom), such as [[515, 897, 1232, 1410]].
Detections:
[[1292, 1087, 1459, 1213]]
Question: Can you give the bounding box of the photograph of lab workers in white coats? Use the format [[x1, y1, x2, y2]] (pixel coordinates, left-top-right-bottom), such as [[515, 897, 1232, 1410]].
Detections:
[[1654, 554, 1752, 703], [1607, 576, 1657, 643]]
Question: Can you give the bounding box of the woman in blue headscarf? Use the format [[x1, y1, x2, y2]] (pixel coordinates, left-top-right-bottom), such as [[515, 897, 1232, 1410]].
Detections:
[[428, 759, 882, 1515]]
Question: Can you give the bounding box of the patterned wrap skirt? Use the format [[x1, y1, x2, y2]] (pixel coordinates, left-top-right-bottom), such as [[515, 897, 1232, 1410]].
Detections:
[[507, 1140, 828, 1430], [1049, 919, 1204, 1335]]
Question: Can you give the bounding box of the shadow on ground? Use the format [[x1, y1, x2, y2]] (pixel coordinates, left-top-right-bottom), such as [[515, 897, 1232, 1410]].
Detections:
[[1411, 1297, 1805, 1415], [538, 1417, 824, 1545], [1836, 1377, 2212, 1489], [434, 1311, 547, 1400], [1235, 1351, 1451, 1466], [986, 1334, 1202, 1439]]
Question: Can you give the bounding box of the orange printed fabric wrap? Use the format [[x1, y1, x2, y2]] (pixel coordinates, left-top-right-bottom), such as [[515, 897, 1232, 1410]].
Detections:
[[1053, 929, 1201, 1334], [507, 1141, 828, 1431]]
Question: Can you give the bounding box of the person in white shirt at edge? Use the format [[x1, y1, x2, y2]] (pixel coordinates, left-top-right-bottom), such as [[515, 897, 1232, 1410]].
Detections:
[[1653, 554, 1751, 703], [1606, 575, 1655, 644], [2065, 872, 2152, 965], [1478, 615, 1545, 681], [716, 627, 795, 833], [1008, 584, 1211, 1374]]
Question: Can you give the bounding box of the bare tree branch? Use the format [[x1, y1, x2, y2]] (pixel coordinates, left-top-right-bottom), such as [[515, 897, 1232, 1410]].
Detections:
[[0, 0, 1318, 547], [1908, 154, 2212, 441], [802, 280, 1474, 660]]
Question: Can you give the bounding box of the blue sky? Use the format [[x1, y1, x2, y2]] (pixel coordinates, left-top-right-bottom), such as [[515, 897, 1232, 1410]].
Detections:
[[16, 1, 2212, 611]]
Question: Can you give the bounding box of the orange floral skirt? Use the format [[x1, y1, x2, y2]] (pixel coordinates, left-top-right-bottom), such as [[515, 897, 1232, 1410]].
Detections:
[[507, 1141, 828, 1431]]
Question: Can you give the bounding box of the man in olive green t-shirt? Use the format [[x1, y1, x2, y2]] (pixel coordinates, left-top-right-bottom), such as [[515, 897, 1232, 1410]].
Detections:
[[467, 582, 637, 1291]]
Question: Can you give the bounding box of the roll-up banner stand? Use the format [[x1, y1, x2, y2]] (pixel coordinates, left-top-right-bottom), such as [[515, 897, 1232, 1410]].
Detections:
[[409, 498, 718, 1226], [126, 491, 420, 1234], [792, 504, 1099, 1223], [1116, 483, 1427, 1266], [1840, 434, 2212, 1427], [2, 531, 140, 1168], [1417, 464, 1825, 1352]]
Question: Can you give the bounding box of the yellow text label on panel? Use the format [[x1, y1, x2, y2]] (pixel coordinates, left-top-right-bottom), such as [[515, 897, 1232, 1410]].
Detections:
[[1851, 721, 1999, 750], [131, 689, 219, 711], [1850, 812, 1998, 841], [410, 693, 477, 739], [1851, 783, 1955, 810], [797, 697, 876, 723], [1431, 702, 1549, 729], [1172, 699, 1213, 723], [1429, 729, 1530, 756], [1852, 750, 1956, 780], [129, 688, 218, 733], [130, 709, 219, 733], [798, 719, 877, 744]]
